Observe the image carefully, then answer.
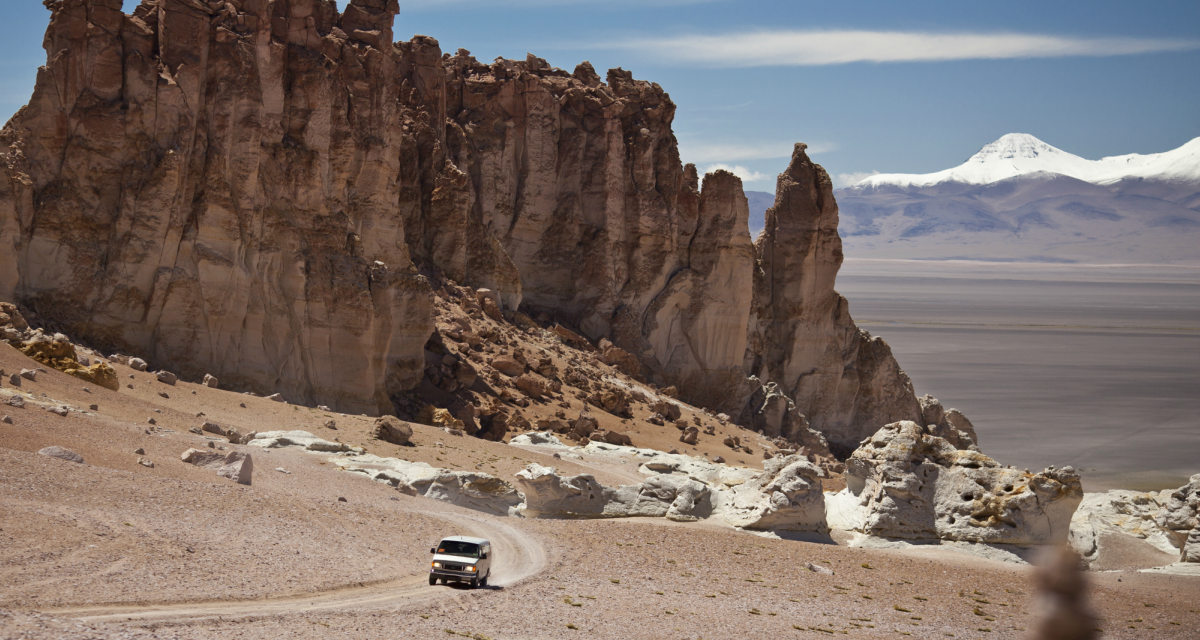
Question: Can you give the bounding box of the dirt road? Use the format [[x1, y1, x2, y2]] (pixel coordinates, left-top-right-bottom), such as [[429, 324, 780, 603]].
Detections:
[[43, 511, 547, 625]]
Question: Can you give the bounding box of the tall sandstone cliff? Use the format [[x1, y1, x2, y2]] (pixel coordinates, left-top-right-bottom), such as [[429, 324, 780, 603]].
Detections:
[[0, 0, 920, 451]]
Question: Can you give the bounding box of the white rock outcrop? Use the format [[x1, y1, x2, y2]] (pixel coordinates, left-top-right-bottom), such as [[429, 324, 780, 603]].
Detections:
[[37, 446, 83, 464], [334, 454, 522, 516], [1069, 490, 1179, 562], [1156, 474, 1200, 562], [834, 421, 1082, 545], [580, 441, 760, 487], [246, 430, 360, 453], [723, 455, 827, 531], [513, 464, 710, 521], [181, 448, 253, 486], [510, 432, 566, 447]]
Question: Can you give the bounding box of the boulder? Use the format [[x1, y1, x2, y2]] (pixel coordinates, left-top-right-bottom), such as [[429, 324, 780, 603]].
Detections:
[[551, 324, 589, 347], [372, 415, 415, 445], [513, 464, 710, 521], [181, 448, 227, 466], [182, 448, 253, 485], [570, 412, 599, 439], [202, 422, 225, 436], [835, 421, 1082, 545], [723, 455, 826, 531], [588, 388, 629, 416], [19, 369, 37, 381], [1068, 490, 1179, 563], [202, 374, 219, 388], [680, 427, 699, 445], [335, 454, 523, 516], [515, 373, 547, 399], [38, 446, 83, 464], [155, 370, 178, 385], [217, 452, 254, 485], [650, 400, 681, 422], [453, 360, 478, 388], [266, 393, 285, 403], [1185, 528, 1200, 563], [0, 302, 28, 331], [246, 431, 358, 452], [475, 288, 500, 309], [7, 395, 24, 407], [47, 406, 69, 417], [738, 379, 831, 458], [598, 339, 640, 377], [510, 432, 565, 447], [128, 358, 148, 372], [7, 374, 18, 386], [917, 394, 978, 450], [805, 562, 834, 575], [1155, 474, 1200, 560], [599, 430, 633, 447], [490, 355, 524, 377]]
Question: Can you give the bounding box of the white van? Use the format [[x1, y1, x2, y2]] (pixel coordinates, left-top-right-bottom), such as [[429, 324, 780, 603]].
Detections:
[[429, 536, 492, 588]]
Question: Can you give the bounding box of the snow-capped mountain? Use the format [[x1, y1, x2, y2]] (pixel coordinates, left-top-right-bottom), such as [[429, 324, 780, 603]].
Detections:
[[834, 134, 1200, 264], [855, 133, 1200, 189]]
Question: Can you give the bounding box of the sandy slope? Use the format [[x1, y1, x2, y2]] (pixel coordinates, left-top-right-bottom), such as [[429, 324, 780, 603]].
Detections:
[[1, 343, 1198, 639]]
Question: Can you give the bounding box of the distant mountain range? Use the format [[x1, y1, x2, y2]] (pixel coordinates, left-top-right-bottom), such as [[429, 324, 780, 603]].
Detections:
[[830, 134, 1200, 264]]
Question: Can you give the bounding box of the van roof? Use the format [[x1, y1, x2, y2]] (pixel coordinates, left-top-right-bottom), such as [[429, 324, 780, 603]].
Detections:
[[440, 536, 489, 545]]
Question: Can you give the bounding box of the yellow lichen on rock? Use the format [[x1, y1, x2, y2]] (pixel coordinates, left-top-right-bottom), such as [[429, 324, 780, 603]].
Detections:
[[18, 335, 120, 391], [68, 362, 120, 391], [418, 405, 464, 430]]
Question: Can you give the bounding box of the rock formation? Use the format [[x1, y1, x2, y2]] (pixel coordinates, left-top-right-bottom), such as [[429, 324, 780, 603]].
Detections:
[[180, 448, 254, 485], [744, 149, 922, 454], [336, 454, 523, 516], [1156, 474, 1200, 562], [830, 421, 1082, 545], [514, 463, 710, 521], [1, 0, 927, 453], [37, 446, 85, 464], [1, 0, 435, 416], [1069, 489, 1182, 564], [722, 454, 827, 531]]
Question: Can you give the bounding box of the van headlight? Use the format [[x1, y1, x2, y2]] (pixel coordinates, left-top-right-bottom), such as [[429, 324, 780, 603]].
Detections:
[[432, 562, 442, 569], [467, 566, 477, 572]]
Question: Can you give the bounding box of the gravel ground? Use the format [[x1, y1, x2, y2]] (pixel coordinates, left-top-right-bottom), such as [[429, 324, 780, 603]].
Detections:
[[2, 343, 1197, 640]]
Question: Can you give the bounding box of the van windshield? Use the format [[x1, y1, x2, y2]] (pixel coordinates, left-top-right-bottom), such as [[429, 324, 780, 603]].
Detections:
[[437, 541, 480, 558]]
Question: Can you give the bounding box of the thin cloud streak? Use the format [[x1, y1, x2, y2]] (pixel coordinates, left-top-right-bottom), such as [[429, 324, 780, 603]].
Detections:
[[401, 0, 719, 9], [680, 140, 835, 163], [601, 30, 1200, 67]]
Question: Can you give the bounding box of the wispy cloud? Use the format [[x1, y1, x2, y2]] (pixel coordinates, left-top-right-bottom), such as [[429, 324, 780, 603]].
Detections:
[[700, 164, 770, 182], [834, 170, 879, 188], [600, 30, 1200, 67], [401, 0, 719, 8], [679, 140, 834, 163]]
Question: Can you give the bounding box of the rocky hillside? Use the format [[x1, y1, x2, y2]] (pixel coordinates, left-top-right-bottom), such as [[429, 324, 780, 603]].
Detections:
[[0, 0, 918, 455]]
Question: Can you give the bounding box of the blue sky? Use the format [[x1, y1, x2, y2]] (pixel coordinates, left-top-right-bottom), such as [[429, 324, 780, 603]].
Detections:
[[2, 0, 1196, 192]]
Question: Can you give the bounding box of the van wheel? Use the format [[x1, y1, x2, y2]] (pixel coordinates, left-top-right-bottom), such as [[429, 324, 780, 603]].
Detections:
[[428, 574, 437, 586], [470, 578, 478, 589], [480, 574, 488, 587]]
